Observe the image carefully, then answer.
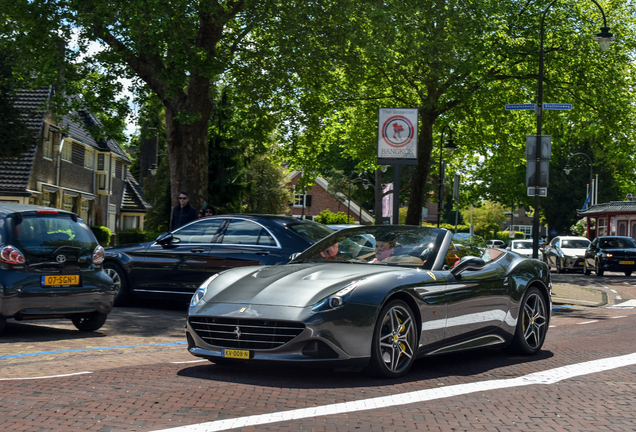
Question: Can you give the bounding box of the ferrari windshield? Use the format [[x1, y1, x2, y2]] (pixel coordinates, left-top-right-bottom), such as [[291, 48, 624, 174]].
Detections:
[[293, 226, 446, 269]]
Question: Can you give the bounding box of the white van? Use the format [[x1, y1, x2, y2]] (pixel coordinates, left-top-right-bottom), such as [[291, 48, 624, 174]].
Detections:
[[487, 239, 505, 249]]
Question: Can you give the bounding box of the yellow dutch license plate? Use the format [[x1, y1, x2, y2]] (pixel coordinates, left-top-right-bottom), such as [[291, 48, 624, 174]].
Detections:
[[41, 275, 80, 286], [223, 349, 250, 359], [620, 261, 635, 265]]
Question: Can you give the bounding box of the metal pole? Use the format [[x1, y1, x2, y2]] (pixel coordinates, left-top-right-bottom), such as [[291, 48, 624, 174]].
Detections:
[[437, 131, 444, 228], [393, 163, 400, 224], [533, 0, 557, 259]]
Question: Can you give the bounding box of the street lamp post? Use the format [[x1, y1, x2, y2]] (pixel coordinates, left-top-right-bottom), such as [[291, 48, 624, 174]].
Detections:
[[437, 125, 457, 228], [531, 0, 615, 258], [563, 152, 594, 207]]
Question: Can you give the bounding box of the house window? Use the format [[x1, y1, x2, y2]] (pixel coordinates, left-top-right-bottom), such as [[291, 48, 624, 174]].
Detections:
[[72, 143, 84, 165], [598, 218, 607, 236], [123, 215, 139, 230], [61, 141, 72, 162], [84, 149, 94, 169], [97, 154, 105, 170], [115, 161, 122, 179], [98, 174, 106, 190], [63, 195, 74, 212], [42, 191, 51, 206], [43, 132, 53, 159]]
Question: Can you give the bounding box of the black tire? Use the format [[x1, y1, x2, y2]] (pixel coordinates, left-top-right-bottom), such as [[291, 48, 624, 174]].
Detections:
[[556, 258, 564, 273], [366, 299, 418, 378], [596, 259, 604, 276], [71, 312, 108, 332], [508, 287, 548, 355], [583, 261, 591, 276], [103, 261, 131, 306], [625, 271, 632, 277]]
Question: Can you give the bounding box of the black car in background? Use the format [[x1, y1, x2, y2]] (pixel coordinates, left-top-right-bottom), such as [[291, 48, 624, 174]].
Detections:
[[0, 204, 114, 334], [104, 215, 333, 304], [584, 236, 636, 276]]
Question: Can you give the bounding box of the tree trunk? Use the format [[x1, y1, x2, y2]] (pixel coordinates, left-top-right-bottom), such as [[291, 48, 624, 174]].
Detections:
[[405, 115, 435, 226], [165, 76, 211, 214]]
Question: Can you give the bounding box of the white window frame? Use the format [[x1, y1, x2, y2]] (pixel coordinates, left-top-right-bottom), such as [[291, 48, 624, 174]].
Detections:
[[61, 141, 72, 162], [84, 148, 94, 169]]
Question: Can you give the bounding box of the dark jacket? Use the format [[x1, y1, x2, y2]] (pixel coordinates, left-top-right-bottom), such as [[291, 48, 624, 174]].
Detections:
[[171, 203, 198, 231]]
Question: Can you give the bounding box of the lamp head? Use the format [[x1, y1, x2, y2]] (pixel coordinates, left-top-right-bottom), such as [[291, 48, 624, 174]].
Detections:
[[444, 138, 457, 150], [593, 27, 616, 52], [380, 165, 388, 173], [563, 164, 571, 175], [149, 163, 158, 176]]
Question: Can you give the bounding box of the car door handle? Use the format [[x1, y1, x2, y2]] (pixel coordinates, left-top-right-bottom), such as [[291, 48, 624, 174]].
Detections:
[[255, 251, 270, 256], [191, 248, 206, 253]]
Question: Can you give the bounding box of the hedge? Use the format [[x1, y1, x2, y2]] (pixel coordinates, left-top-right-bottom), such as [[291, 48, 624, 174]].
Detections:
[[91, 226, 111, 246], [115, 229, 159, 245]]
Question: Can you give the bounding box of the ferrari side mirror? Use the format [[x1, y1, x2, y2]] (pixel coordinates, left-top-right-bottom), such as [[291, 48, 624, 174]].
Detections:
[[450, 256, 486, 277]]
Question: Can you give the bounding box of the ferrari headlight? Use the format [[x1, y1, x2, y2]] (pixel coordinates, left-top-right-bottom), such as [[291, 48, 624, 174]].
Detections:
[[190, 273, 220, 307], [311, 280, 362, 313]]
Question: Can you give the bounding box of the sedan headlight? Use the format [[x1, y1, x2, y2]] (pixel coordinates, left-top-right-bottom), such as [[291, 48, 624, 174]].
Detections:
[[190, 273, 220, 307], [602, 252, 613, 258], [311, 280, 363, 313]]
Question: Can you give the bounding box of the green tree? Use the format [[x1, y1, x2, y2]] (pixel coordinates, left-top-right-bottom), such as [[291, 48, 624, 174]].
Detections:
[[460, 202, 507, 239], [243, 154, 292, 214]]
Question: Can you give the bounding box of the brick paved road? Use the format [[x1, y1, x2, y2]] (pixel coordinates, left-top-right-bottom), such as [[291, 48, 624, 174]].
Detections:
[[1, 278, 636, 432]]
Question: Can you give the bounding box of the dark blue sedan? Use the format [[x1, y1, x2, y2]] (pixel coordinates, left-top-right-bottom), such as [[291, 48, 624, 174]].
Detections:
[[104, 215, 333, 305]]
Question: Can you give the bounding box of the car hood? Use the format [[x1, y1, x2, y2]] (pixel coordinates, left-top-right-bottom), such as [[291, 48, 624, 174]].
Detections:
[[561, 248, 587, 256], [201, 263, 404, 309]]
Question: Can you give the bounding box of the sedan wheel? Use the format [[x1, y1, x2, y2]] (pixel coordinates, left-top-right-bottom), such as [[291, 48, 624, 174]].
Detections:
[[367, 300, 417, 378], [508, 287, 548, 355], [72, 312, 108, 332], [596, 260, 604, 276], [103, 262, 131, 306], [583, 261, 591, 276], [625, 271, 632, 277]]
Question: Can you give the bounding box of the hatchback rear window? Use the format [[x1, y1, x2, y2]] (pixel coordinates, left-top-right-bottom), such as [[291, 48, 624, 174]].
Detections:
[[15, 215, 96, 255]]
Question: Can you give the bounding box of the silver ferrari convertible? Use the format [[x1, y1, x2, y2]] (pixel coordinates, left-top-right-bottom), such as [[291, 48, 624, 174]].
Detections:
[[186, 225, 551, 378]]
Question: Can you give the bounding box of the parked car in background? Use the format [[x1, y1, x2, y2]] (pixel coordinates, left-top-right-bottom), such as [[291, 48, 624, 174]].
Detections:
[[104, 215, 333, 305], [0, 204, 114, 334], [543, 236, 591, 273], [486, 239, 506, 249], [506, 239, 536, 258], [186, 226, 551, 378], [584, 236, 636, 276]]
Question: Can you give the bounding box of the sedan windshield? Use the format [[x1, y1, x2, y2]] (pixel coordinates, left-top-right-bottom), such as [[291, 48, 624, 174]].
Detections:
[[562, 239, 590, 248]]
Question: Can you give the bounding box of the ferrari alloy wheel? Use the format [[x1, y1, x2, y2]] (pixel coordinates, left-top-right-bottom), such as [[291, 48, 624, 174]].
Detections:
[[596, 259, 604, 276], [508, 287, 547, 355], [72, 312, 108, 332], [104, 262, 131, 306], [367, 300, 417, 378], [583, 261, 591, 276]]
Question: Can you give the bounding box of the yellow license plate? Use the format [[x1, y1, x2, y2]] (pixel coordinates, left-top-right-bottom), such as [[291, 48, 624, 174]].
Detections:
[[620, 261, 635, 265], [41, 275, 80, 286], [223, 349, 250, 359]]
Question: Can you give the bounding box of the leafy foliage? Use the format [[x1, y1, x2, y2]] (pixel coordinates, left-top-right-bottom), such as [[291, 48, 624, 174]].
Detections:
[[313, 210, 355, 225]]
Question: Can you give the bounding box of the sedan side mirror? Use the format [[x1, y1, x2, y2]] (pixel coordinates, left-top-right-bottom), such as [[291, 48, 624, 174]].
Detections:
[[450, 256, 486, 277], [155, 232, 174, 245]]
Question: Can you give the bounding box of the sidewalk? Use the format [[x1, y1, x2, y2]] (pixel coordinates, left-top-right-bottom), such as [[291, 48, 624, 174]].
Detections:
[[551, 282, 607, 307]]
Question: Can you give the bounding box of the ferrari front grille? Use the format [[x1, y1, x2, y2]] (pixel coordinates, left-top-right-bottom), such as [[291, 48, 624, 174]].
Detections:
[[188, 316, 305, 350]]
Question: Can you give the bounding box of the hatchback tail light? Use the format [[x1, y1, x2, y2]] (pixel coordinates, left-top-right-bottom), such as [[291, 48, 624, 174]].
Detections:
[[92, 245, 105, 264], [0, 245, 26, 264]]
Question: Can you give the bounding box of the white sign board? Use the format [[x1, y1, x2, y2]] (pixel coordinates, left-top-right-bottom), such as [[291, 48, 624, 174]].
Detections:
[[377, 108, 418, 160]]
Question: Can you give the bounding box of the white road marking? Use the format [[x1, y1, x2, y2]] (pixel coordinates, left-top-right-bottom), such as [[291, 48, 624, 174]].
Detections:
[[611, 289, 618, 293], [611, 316, 627, 319], [152, 352, 636, 432], [610, 300, 636, 309], [577, 320, 599, 325], [0, 371, 92, 381]]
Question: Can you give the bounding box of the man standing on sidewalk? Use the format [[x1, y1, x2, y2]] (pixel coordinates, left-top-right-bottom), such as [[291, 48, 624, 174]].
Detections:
[[171, 191, 198, 231]]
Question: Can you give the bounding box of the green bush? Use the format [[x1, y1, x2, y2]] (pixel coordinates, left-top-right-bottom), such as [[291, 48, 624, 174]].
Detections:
[[91, 226, 111, 246], [314, 209, 355, 224], [495, 231, 525, 242], [116, 229, 153, 245]]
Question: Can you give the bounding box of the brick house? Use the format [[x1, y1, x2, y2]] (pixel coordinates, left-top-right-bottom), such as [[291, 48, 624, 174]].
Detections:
[[0, 88, 149, 234], [285, 171, 373, 224]]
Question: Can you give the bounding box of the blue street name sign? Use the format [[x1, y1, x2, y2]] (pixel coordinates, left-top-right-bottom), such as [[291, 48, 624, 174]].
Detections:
[[543, 103, 573, 110], [505, 104, 536, 110]]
